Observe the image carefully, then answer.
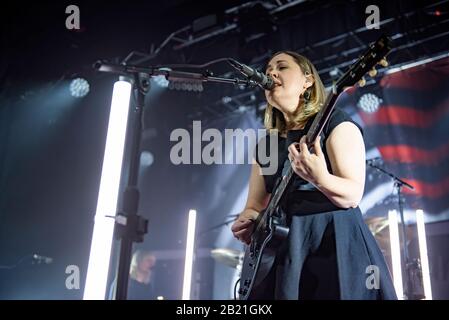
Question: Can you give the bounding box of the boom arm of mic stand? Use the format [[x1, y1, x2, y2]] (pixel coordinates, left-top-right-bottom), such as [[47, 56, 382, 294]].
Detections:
[[94, 61, 258, 88], [367, 163, 414, 190]]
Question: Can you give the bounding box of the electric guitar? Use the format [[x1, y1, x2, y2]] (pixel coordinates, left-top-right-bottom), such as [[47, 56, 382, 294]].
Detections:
[[238, 35, 392, 300]]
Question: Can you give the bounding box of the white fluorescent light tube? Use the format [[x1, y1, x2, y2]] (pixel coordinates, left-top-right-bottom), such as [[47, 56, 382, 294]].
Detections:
[[416, 209, 432, 300], [182, 209, 197, 300], [83, 80, 132, 300], [389, 209, 404, 300]]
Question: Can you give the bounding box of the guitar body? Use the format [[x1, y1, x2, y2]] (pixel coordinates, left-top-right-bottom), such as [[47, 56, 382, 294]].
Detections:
[[238, 208, 289, 300], [236, 35, 392, 300]]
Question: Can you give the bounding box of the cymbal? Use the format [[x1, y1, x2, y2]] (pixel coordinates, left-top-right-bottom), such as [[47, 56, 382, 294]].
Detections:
[[364, 216, 416, 257], [211, 248, 243, 269], [365, 217, 389, 236], [364, 216, 415, 235]]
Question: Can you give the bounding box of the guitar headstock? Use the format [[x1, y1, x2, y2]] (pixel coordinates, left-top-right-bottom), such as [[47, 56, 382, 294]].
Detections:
[[335, 35, 392, 91]]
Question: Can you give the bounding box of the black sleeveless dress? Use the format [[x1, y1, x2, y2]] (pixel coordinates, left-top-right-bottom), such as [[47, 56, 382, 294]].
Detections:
[[253, 108, 397, 300]]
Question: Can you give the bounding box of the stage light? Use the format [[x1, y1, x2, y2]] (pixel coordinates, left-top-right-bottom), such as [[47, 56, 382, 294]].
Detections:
[[153, 68, 170, 88], [168, 80, 203, 92], [329, 67, 342, 77], [83, 80, 132, 300], [140, 151, 154, 167], [70, 78, 90, 98], [357, 93, 381, 113], [416, 209, 432, 299], [222, 96, 232, 104], [182, 209, 197, 300], [388, 209, 404, 299], [238, 106, 249, 113], [153, 75, 169, 88]]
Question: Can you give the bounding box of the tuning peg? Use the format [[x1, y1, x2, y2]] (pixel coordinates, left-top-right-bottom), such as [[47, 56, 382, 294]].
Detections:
[[358, 77, 366, 87], [379, 58, 389, 67], [368, 68, 378, 78]]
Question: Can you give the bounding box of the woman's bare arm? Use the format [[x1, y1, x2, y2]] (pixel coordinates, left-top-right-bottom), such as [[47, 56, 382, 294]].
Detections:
[[315, 122, 366, 208], [231, 160, 270, 244]]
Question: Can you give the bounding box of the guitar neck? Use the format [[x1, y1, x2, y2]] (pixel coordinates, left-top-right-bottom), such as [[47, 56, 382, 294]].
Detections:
[[306, 88, 339, 146]]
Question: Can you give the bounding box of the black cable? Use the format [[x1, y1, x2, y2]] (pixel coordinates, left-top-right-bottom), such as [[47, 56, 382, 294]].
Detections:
[[154, 58, 231, 70], [233, 278, 241, 300]]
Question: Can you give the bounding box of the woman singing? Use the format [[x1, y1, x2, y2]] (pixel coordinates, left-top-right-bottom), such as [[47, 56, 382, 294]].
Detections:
[[231, 51, 397, 300]]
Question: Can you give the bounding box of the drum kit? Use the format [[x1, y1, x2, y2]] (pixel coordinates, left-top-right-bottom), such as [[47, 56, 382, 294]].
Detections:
[[210, 248, 244, 299], [210, 248, 243, 270], [364, 216, 415, 259]]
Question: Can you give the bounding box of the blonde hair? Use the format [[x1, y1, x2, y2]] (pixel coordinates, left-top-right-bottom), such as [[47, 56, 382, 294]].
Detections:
[[264, 51, 326, 134], [130, 250, 154, 284]]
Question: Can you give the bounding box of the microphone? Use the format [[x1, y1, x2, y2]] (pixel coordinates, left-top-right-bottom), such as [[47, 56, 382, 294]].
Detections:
[[32, 254, 53, 264], [227, 58, 275, 90]]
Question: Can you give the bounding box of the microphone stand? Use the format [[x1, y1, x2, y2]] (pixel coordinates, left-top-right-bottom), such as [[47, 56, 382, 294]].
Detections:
[[367, 160, 423, 300], [94, 61, 259, 300], [94, 61, 261, 88]]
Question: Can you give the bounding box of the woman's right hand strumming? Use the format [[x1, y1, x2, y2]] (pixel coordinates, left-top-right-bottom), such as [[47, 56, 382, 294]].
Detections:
[[231, 209, 260, 245], [232, 161, 269, 245]]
